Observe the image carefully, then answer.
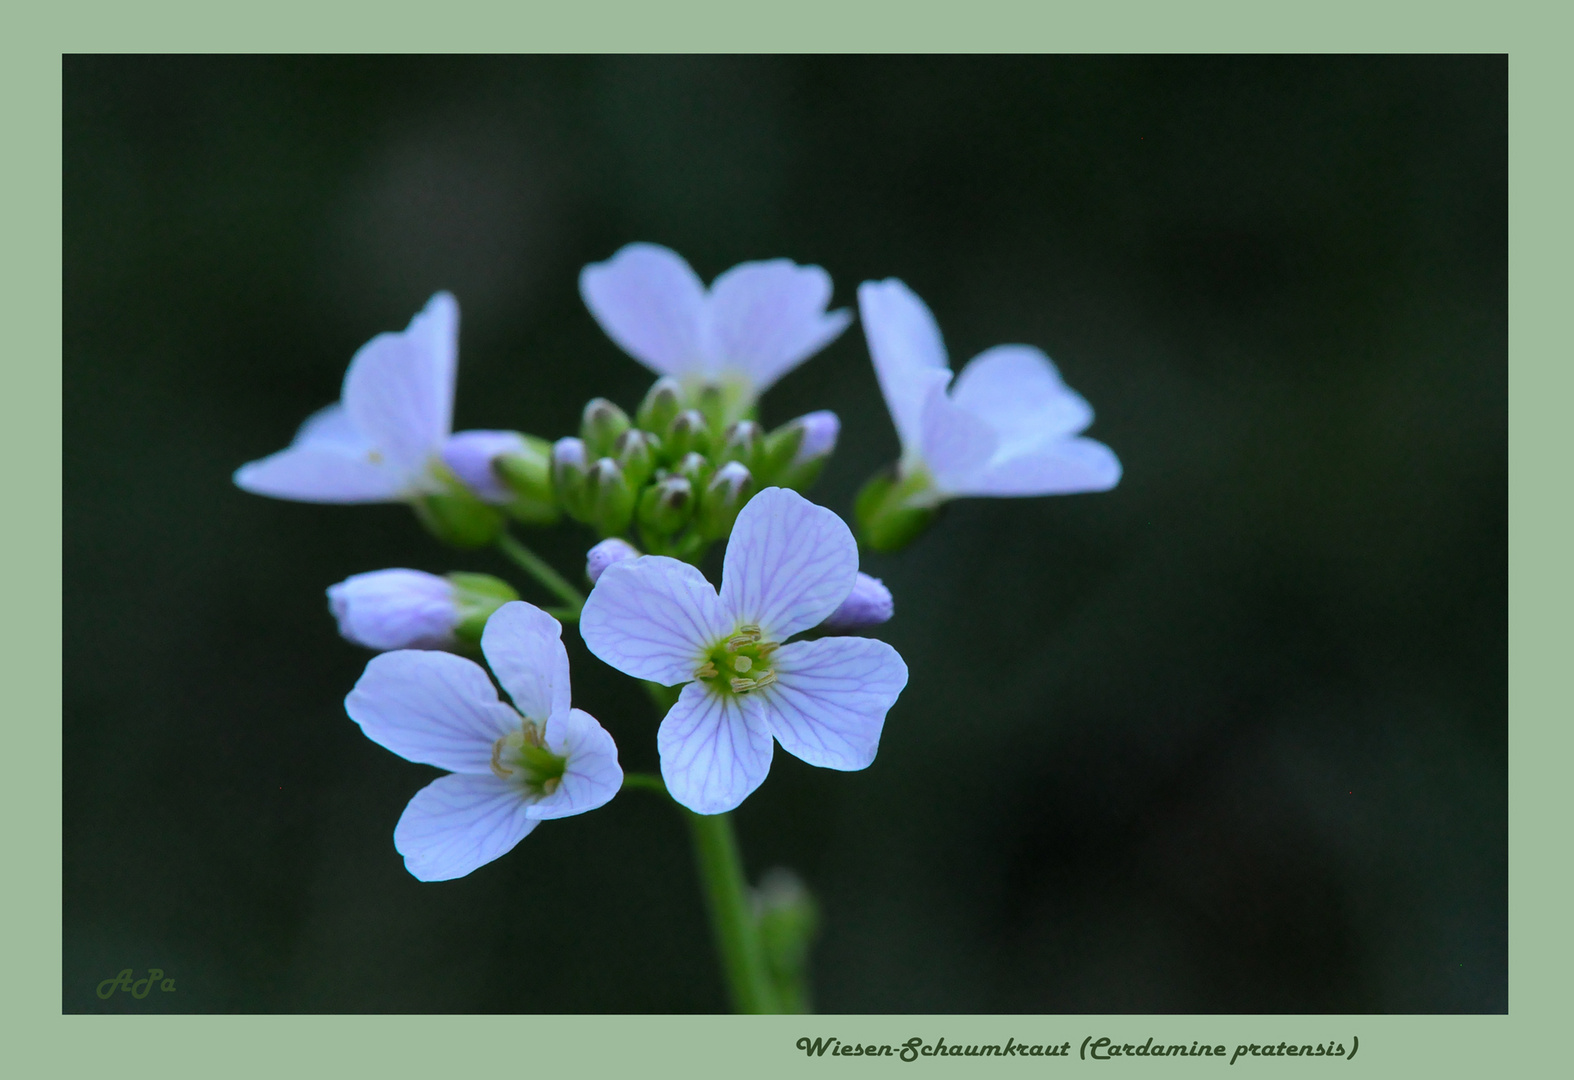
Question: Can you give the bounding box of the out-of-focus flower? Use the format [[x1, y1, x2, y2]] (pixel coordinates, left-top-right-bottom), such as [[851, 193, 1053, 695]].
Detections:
[[579, 243, 852, 421], [819, 572, 893, 631], [345, 602, 622, 881], [581, 487, 907, 815], [585, 538, 640, 585], [854, 279, 1120, 549]]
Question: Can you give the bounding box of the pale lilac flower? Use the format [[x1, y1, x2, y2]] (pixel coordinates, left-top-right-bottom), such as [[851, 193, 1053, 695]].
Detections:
[[328, 569, 458, 650], [858, 278, 1121, 506], [581, 487, 908, 815], [579, 243, 852, 405], [820, 572, 893, 631], [585, 538, 640, 584], [345, 601, 622, 881], [441, 430, 530, 504], [233, 292, 511, 506]]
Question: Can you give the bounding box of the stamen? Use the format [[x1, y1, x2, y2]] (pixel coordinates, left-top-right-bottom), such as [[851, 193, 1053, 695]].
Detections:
[[752, 670, 777, 689], [695, 660, 718, 679], [733, 655, 753, 673], [755, 641, 779, 659], [541, 777, 561, 796], [490, 736, 514, 779], [522, 722, 545, 749], [730, 676, 757, 693], [725, 626, 762, 651]]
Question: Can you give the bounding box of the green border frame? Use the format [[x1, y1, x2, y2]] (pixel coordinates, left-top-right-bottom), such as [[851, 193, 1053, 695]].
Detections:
[[16, 3, 1555, 1075]]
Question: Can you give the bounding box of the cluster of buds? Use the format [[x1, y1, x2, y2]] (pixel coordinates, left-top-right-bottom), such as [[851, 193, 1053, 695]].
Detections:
[[545, 377, 839, 561]]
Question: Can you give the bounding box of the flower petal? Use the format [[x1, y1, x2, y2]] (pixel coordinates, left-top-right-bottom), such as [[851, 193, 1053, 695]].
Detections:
[[393, 772, 538, 882], [327, 569, 457, 650], [857, 278, 951, 458], [345, 650, 520, 773], [719, 487, 859, 641], [580, 556, 731, 684], [957, 435, 1123, 496], [950, 345, 1094, 453], [441, 429, 528, 503], [233, 443, 408, 503], [918, 381, 998, 498], [757, 637, 908, 771], [480, 601, 571, 722], [531, 708, 623, 820], [579, 243, 709, 378], [657, 682, 774, 814], [341, 292, 457, 480], [707, 259, 852, 393]]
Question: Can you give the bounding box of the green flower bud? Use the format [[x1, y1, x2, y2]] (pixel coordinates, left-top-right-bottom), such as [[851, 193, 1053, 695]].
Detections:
[[413, 468, 505, 549], [696, 460, 754, 540], [586, 457, 636, 538], [447, 572, 521, 647], [753, 868, 820, 1015], [761, 410, 839, 491], [637, 474, 695, 541], [853, 467, 937, 553], [719, 419, 764, 473], [581, 397, 631, 458], [665, 409, 712, 460], [636, 376, 684, 436], [493, 435, 560, 526], [614, 428, 661, 490], [551, 437, 591, 523], [674, 450, 713, 491]]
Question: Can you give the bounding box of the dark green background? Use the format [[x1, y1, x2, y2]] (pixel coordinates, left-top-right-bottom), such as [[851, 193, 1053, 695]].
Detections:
[[64, 56, 1505, 1013]]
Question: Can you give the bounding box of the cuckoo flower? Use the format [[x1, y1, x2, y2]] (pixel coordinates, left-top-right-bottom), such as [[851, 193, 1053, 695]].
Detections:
[[579, 243, 852, 418], [858, 278, 1121, 507], [581, 487, 908, 815], [345, 601, 622, 881]]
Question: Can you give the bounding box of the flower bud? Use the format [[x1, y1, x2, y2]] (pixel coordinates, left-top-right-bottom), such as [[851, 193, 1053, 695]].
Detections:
[[853, 468, 936, 553], [552, 437, 591, 522], [764, 411, 839, 491], [719, 419, 763, 472], [327, 569, 461, 651], [665, 409, 712, 460], [586, 457, 636, 538], [446, 572, 523, 646], [585, 537, 640, 585], [638, 474, 694, 539], [696, 461, 754, 540], [614, 428, 661, 490], [443, 429, 559, 525], [753, 867, 820, 1014], [413, 475, 505, 549], [819, 572, 893, 631], [636, 376, 684, 436], [581, 398, 631, 458], [674, 450, 713, 490]]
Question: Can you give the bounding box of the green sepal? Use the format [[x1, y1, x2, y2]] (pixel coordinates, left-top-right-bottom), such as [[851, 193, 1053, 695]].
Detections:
[[414, 469, 506, 549], [665, 409, 712, 461], [493, 435, 560, 526], [581, 398, 631, 459], [853, 467, 938, 553], [586, 458, 636, 538], [636, 376, 683, 436], [447, 572, 520, 645]]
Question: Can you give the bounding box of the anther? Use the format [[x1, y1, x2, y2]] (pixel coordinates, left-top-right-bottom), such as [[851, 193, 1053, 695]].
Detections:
[[730, 676, 757, 693], [695, 660, 718, 679], [725, 626, 762, 651], [490, 736, 514, 779], [752, 670, 777, 689], [755, 641, 779, 659], [542, 777, 561, 796]]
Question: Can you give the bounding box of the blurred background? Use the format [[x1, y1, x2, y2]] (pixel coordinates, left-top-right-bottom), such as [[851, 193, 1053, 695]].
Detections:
[[63, 56, 1505, 1013]]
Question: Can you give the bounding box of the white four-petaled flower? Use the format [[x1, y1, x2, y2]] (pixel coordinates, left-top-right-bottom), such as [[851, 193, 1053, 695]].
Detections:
[[581, 487, 908, 815], [579, 243, 852, 409], [233, 292, 507, 506], [345, 601, 622, 881], [858, 278, 1121, 506]]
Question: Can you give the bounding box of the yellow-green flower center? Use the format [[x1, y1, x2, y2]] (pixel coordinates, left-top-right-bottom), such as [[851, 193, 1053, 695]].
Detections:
[[694, 624, 779, 696], [490, 719, 567, 796]]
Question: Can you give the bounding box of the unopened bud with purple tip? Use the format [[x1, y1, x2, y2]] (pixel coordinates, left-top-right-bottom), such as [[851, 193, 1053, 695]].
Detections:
[[819, 572, 893, 631], [327, 569, 519, 651], [696, 460, 754, 540], [765, 410, 839, 491], [552, 437, 591, 521], [444, 429, 558, 525], [585, 538, 640, 584]]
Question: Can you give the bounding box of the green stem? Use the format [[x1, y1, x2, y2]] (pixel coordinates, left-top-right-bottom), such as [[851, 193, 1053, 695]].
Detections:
[[620, 772, 671, 797], [496, 533, 585, 616], [686, 810, 779, 1014]]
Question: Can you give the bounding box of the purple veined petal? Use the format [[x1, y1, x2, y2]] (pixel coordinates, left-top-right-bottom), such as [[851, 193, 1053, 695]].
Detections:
[[580, 556, 732, 685], [956, 435, 1123, 497], [707, 259, 852, 393], [480, 601, 572, 721], [657, 682, 774, 814], [530, 708, 623, 820], [341, 292, 458, 480], [327, 569, 457, 650], [919, 380, 999, 499], [950, 344, 1095, 454], [442, 429, 529, 503], [756, 637, 908, 771], [579, 243, 709, 378], [719, 487, 859, 641], [345, 650, 521, 774], [393, 772, 539, 882], [857, 278, 951, 458]]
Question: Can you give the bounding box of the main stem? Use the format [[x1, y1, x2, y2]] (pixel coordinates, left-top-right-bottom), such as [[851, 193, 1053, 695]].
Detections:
[[496, 532, 585, 616], [686, 809, 779, 1014]]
